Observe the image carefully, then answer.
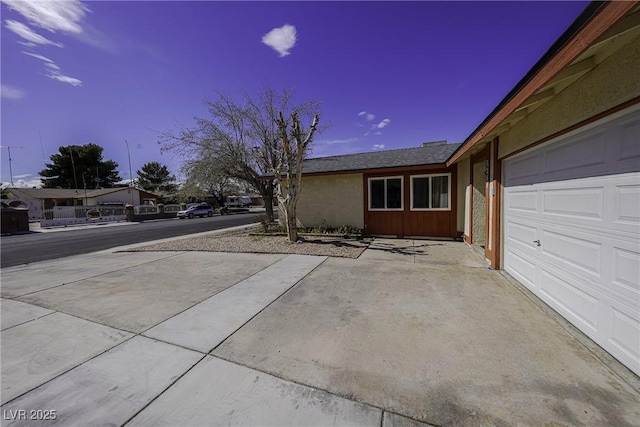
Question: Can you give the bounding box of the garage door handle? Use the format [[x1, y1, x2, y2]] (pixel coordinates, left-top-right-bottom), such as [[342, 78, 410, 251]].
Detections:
[[533, 240, 541, 247]]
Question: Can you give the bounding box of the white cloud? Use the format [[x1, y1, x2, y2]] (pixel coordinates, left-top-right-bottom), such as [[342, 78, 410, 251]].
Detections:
[[5, 19, 63, 47], [22, 51, 55, 63], [357, 111, 375, 121], [324, 137, 358, 145], [18, 40, 36, 47], [376, 118, 391, 129], [1, 178, 42, 188], [47, 72, 82, 86], [1, 0, 88, 33], [1, 84, 25, 99], [363, 116, 391, 136], [372, 144, 385, 151], [21, 51, 80, 86], [262, 24, 297, 57]]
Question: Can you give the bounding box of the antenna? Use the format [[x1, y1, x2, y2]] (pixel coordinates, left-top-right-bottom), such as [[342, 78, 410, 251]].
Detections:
[[1, 145, 24, 187]]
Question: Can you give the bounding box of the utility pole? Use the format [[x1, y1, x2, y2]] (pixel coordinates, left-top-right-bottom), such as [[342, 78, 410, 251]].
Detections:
[[82, 173, 88, 205], [1, 145, 24, 187], [38, 130, 46, 168], [125, 139, 135, 205], [69, 147, 78, 188], [125, 139, 133, 187]]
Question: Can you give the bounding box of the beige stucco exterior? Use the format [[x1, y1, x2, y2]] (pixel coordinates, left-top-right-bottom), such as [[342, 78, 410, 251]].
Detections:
[[498, 33, 640, 159], [456, 157, 469, 233], [288, 173, 364, 229], [471, 161, 486, 246]]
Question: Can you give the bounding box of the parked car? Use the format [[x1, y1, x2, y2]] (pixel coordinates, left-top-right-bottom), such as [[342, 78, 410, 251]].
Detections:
[[177, 203, 214, 219]]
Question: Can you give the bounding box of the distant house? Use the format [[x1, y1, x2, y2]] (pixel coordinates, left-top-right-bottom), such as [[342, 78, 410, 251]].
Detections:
[[5, 187, 161, 220], [297, 2, 640, 376]]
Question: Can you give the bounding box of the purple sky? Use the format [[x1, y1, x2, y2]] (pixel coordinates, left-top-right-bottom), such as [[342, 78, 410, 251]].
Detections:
[[1, 1, 589, 188]]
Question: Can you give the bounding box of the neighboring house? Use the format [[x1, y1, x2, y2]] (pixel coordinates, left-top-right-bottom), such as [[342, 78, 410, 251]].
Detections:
[[5, 187, 161, 220], [298, 2, 640, 375], [293, 141, 460, 238]]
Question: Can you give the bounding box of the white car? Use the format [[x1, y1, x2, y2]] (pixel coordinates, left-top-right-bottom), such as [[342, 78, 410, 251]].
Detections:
[[177, 204, 214, 219]]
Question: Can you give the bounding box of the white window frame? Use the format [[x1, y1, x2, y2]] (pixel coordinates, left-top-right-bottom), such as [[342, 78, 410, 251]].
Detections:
[[368, 176, 404, 211], [410, 173, 451, 211]]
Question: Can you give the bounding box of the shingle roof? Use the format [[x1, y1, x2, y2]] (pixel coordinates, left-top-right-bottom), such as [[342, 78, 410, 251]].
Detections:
[[302, 141, 461, 174], [7, 187, 134, 199]]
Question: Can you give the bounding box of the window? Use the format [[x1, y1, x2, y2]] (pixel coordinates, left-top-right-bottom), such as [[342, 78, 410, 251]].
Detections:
[[368, 177, 403, 210], [411, 174, 450, 210]]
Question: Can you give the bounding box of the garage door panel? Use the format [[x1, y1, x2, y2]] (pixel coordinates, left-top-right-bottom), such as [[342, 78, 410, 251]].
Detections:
[[543, 129, 606, 176], [609, 307, 640, 362], [505, 220, 538, 249], [504, 249, 537, 291], [540, 268, 600, 333], [619, 114, 640, 161], [615, 184, 640, 226], [541, 230, 602, 277], [505, 153, 539, 185], [542, 187, 603, 221], [503, 108, 640, 376], [611, 246, 640, 303], [505, 188, 538, 213]]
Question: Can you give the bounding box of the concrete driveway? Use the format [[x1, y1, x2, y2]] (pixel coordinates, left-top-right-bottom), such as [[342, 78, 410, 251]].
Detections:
[[1, 237, 639, 426]]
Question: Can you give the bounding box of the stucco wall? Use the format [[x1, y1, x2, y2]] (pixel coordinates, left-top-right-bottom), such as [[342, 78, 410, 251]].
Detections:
[[294, 173, 364, 229], [456, 158, 470, 233], [499, 34, 640, 158], [472, 161, 486, 246]]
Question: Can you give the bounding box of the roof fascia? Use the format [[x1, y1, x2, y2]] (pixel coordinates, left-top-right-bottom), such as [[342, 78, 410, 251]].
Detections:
[[446, 1, 637, 166], [301, 163, 453, 178]]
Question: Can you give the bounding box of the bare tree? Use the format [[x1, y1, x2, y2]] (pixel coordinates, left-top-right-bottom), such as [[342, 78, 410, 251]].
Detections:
[[273, 111, 320, 242], [160, 87, 320, 222], [180, 159, 240, 206]]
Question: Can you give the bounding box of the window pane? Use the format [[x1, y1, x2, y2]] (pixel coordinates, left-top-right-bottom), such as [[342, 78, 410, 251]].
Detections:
[[387, 178, 402, 209], [431, 176, 449, 208], [412, 177, 429, 209], [370, 179, 385, 209]]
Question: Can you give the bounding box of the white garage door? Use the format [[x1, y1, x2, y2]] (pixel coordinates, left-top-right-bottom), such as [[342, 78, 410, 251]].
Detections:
[[503, 108, 640, 375]]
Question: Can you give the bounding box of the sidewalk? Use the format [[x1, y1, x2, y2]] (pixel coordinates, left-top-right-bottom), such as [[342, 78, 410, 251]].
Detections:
[[25, 207, 265, 234], [1, 232, 639, 426]]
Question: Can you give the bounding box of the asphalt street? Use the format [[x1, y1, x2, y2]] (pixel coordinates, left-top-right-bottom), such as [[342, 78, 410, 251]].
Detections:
[[0, 213, 259, 268]]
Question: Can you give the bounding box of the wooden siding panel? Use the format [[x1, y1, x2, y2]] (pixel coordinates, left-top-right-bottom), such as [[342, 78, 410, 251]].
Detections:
[[364, 167, 457, 238]]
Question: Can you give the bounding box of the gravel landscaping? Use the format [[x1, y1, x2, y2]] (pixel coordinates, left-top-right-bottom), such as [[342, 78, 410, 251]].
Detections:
[[126, 226, 370, 258]]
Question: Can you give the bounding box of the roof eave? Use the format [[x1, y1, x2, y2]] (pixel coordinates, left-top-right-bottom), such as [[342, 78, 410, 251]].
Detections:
[[446, 1, 637, 167]]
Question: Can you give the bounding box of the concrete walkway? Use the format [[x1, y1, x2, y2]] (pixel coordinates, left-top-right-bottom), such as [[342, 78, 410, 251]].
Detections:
[[1, 233, 639, 426]]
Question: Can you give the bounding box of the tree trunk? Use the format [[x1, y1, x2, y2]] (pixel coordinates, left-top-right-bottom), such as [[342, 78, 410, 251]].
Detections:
[[264, 192, 274, 222], [285, 201, 297, 242]]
